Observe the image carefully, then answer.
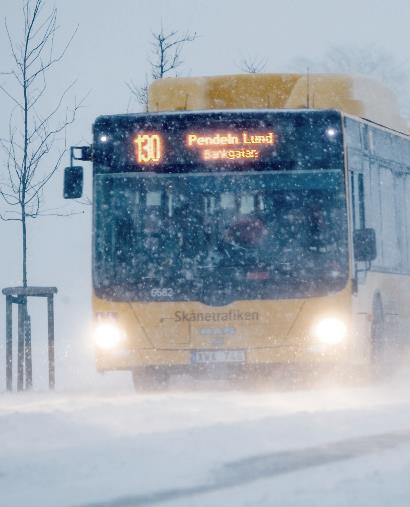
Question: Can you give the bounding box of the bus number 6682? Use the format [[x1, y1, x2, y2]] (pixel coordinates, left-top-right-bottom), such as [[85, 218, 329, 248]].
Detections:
[[151, 288, 174, 298]]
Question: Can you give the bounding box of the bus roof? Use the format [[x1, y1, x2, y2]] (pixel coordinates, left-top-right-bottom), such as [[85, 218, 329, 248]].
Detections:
[[148, 73, 408, 134]]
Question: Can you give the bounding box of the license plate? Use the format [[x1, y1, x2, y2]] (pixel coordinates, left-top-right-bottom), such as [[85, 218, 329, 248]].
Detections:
[[191, 349, 246, 364]]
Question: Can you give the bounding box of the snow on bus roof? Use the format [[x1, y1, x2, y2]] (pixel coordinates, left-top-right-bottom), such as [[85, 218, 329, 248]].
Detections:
[[148, 73, 408, 134]]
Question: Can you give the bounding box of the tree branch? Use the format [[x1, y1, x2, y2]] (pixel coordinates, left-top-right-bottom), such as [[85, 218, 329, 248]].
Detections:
[[128, 27, 197, 111]]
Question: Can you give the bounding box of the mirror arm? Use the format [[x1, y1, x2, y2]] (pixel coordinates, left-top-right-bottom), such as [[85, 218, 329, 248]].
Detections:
[[70, 146, 92, 167], [355, 260, 371, 274], [352, 276, 358, 294], [352, 260, 371, 294]]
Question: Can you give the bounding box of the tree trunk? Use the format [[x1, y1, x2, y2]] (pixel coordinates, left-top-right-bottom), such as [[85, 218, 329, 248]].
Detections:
[[22, 208, 27, 288]]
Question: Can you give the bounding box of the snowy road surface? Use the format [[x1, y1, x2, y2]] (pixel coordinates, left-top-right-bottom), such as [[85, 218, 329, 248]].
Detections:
[[2, 378, 410, 507]]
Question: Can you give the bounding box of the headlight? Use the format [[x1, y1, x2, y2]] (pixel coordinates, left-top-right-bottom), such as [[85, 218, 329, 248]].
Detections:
[[312, 317, 347, 345], [94, 321, 125, 349]]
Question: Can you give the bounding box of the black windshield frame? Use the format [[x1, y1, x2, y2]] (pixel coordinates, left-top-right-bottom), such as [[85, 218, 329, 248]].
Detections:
[[92, 110, 347, 305]]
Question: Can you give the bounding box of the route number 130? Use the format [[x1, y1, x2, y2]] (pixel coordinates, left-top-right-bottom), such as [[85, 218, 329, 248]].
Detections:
[[134, 134, 162, 164]]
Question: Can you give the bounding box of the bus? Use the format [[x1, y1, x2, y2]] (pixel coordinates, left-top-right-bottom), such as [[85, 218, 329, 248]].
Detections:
[[64, 74, 410, 388]]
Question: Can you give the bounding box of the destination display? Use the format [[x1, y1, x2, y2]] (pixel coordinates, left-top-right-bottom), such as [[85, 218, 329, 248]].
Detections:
[[186, 131, 275, 161], [93, 110, 343, 172], [133, 130, 276, 166]]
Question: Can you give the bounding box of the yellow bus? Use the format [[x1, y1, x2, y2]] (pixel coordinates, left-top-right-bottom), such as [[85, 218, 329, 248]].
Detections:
[[64, 74, 410, 388]]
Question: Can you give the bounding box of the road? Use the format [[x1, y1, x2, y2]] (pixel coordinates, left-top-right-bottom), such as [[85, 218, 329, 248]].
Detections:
[[2, 374, 410, 507]]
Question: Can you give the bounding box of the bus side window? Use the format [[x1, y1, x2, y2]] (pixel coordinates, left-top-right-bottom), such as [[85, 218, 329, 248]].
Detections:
[[351, 172, 365, 231], [360, 124, 369, 152], [394, 172, 407, 271], [379, 167, 400, 270], [405, 175, 410, 269], [374, 129, 393, 161], [344, 117, 361, 150], [368, 163, 383, 266]]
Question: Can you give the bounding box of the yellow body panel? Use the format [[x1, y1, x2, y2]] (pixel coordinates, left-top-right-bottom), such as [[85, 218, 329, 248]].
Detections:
[[94, 269, 410, 371], [93, 284, 354, 371]]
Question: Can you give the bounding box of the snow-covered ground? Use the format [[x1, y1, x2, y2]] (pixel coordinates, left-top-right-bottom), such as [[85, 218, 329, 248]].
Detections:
[[2, 374, 410, 507]]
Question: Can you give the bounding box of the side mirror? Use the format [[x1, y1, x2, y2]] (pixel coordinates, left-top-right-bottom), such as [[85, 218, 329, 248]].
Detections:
[[354, 228, 376, 262], [64, 166, 83, 199]]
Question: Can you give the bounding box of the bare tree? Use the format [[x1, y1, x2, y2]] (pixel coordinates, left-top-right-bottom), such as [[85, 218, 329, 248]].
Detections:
[[290, 46, 410, 118], [0, 0, 81, 287], [127, 76, 149, 112], [128, 26, 197, 111], [238, 55, 267, 74]]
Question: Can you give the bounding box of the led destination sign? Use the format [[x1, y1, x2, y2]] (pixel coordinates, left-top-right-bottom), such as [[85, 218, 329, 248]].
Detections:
[[93, 110, 343, 173], [133, 130, 276, 165], [186, 131, 275, 161]]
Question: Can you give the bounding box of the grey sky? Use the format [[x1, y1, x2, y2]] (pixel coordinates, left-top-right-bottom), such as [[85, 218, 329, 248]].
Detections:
[[2, 0, 410, 145]]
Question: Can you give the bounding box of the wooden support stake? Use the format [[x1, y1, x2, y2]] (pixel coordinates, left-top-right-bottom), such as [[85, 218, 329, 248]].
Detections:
[[47, 295, 55, 390], [6, 296, 13, 391]]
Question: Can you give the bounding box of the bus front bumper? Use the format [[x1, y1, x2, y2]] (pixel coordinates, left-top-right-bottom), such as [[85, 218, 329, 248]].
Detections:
[[96, 341, 354, 372]]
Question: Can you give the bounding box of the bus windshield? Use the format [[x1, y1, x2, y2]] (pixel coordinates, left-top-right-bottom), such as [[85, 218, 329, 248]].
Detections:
[[94, 169, 348, 304]]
